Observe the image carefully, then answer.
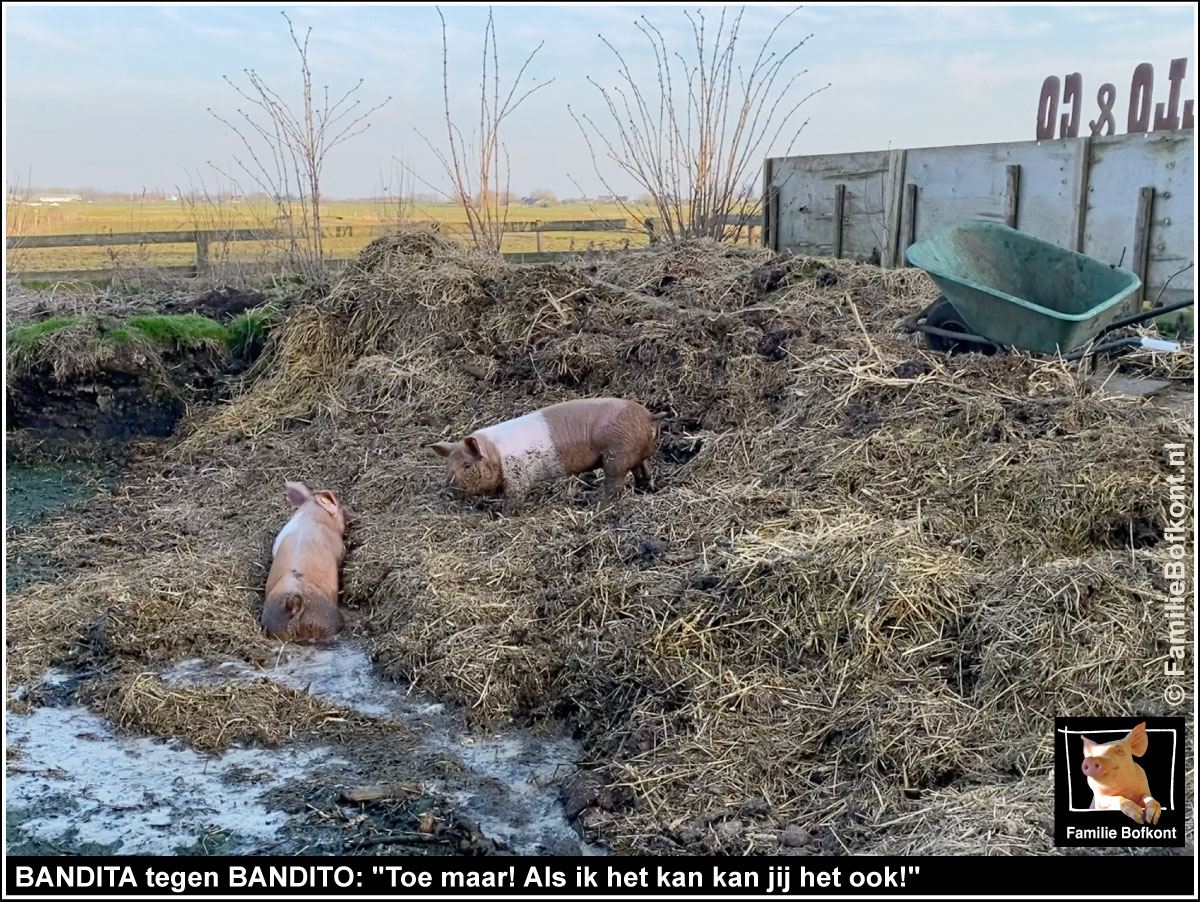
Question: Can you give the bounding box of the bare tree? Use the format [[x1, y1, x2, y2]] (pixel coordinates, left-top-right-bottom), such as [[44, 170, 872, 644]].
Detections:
[[570, 5, 828, 244], [207, 11, 390, 277], [405, 6, 553, 255]]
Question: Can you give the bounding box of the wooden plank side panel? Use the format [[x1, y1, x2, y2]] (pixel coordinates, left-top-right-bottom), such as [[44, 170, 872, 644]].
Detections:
[[772, 151, 890, 260], [901, 138, 1085, 247], [1084, 131, 1194, 306]]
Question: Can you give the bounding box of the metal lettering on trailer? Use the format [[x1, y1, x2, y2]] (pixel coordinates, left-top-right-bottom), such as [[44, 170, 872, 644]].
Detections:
[[1036, 58, 1194, 140]]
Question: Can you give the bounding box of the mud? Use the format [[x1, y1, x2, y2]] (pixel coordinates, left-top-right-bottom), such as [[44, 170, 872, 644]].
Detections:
[[5, 282, 287, 454], [6, 346, 227, 450], [6, 648, 601, 857], [4, 457, 119, 592], [162, 645, 602, 857], [161, 287, 271, 323]]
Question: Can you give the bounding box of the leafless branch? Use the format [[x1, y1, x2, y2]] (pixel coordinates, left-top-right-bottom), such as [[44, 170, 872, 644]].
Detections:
[[575, 5, 829, 244], [416, 5, 554, 254], [206, 10, 390, 278]]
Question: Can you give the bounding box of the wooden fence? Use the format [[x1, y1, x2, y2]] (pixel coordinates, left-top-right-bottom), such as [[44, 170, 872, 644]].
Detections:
[[5, 214, 763, 283]]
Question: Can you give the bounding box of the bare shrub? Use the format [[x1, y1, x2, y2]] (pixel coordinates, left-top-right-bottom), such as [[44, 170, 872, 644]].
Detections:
[[206, 11, 390, 278], [175, 169, 300, 286], [571, 5, 829, 243], [374, 158, 417, 231], [405, 6, 553, 255]]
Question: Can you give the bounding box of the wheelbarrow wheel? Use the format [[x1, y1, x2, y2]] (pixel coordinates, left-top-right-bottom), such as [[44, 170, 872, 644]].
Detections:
[[922, 297, 995, 355]]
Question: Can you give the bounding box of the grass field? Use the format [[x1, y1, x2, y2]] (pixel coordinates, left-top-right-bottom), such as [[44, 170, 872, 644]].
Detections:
[[6, 199, 736, 274]]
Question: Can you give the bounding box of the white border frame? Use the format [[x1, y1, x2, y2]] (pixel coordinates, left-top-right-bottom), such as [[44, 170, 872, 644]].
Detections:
[[1058, 727, 1178, 812]]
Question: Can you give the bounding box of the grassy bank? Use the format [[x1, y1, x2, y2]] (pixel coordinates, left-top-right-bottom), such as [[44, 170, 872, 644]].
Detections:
[[6, 309, 277, 381]]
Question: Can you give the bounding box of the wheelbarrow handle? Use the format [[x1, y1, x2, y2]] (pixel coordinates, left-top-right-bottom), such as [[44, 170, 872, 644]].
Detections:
[[1062, 336, 1168, 362], [1099, 297, 1196, 335]]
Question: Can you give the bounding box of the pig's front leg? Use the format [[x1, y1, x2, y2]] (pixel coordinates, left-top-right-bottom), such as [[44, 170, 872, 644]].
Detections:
[[1112, 796, 1146, 824], [499, 479, 528, 517], [1141, 795, 1162, 825], [598, 475, 625, 510]]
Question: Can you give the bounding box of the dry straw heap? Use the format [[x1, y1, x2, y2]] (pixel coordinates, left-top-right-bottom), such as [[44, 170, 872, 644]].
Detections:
[[7, 227, 1193, 855]]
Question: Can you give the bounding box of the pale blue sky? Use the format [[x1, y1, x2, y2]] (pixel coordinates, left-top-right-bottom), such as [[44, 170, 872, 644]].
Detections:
[[4, 3, 1197, 197]]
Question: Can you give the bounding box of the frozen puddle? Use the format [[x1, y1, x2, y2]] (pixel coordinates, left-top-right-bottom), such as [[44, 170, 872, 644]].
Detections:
[[162, 643, 602, 856], [5, 701, 340, 855]]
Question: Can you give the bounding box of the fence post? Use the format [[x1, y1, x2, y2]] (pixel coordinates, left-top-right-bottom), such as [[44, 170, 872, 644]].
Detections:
[[1132, 186, 1155, 310], [195, 231, 210, 277], [903, 184, 919, 267], [1073, 137, 1092, 253], [833, 184, 847, 259], [881, 149, 908, 269], [761, 158, 775, 251], [1005, 165, 1021, 229], [535, 221, 543, 253], [644, 217, 658, 246]]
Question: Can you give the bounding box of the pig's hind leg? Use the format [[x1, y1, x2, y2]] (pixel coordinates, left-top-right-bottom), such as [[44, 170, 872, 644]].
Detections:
[[597, 408, 658, 508], [598, 457, 628, 508]]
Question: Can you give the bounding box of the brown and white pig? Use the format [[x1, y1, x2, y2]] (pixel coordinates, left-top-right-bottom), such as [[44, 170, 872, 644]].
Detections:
[[261, 481, 347, 643], [430, 397, 665, 508], [1080, 722, 1162, 824]]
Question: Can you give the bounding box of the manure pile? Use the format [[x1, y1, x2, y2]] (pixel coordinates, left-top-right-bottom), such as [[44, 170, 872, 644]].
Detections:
[[6, 228, 1193, 855]]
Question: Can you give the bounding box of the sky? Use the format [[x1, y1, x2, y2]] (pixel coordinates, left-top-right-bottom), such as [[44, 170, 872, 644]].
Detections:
[[3, 2, 1197, 199]]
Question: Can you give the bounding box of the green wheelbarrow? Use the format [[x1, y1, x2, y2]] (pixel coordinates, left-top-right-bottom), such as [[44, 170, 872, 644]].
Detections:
[[901, 221, 1193, 359]]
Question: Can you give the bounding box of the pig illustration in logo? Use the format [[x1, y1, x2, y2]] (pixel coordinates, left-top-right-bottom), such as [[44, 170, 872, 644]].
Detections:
[[1080, 722, 1162, 825]]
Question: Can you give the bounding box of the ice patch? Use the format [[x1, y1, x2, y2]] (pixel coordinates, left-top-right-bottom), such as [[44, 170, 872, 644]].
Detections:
[[162, 643, 602, 855], [5, 705, 342, 855]]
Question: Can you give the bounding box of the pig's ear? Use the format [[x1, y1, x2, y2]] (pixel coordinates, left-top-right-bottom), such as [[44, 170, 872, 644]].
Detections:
[[430, 441, 456, 458], [314, 490, 340, 512], [464, 436, 482, 458], [1081, 735, 1097, 755], [1125, 722, 1149, 757], [285, 481, 312, 508]]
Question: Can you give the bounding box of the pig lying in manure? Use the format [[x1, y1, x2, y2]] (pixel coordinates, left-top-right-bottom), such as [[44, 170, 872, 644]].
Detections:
[[261, 481, 347, 642], [430, 397, 665, 509], [1080, 722, 1162, 825]]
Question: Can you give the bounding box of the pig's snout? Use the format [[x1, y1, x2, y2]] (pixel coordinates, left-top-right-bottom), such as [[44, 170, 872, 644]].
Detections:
[[1081, 757, 1106, 779]]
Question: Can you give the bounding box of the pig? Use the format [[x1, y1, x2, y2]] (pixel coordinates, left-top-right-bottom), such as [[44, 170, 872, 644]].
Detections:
[[430, 397, 665, 509], [261, 481, 347, 643], [1080, 722, 1162, 825]]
